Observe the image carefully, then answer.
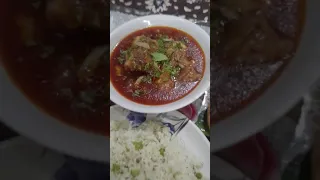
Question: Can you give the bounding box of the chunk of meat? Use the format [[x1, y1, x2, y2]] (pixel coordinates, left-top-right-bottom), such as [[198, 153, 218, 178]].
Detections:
[[217, 13, 294, 65], [165, 41, 187, 57], [133, 36, 158, 52], [124, 47, 152, 71], [156, 72, 175, 90], [178, 64, 202, 82], [170, 49, 190, 68]]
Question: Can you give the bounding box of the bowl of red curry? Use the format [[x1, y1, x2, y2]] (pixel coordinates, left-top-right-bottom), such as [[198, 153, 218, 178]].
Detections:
[[110, 15, 210, 113], [0, 0, 110, 162], [211, 0, 320, 152]]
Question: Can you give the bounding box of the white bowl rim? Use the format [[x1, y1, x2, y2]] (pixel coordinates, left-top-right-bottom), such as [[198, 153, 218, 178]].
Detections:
[[110, 14, 210, 114]]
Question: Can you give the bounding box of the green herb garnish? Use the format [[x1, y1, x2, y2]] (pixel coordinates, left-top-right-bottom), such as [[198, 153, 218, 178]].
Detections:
[[132, 90, 142, 97], [157, 39, 164, 48], [171, 66, 181, 76], [111, 164, 121, 174], [159, 148, 165, 157], [154, 71, 162, 78], [118, 49, 127, 64], [132, 141, 143, 151], [163, 63, 181, 77], [157, 38, 166, 53], [144, 62, 151, 71], [151, 52, 168, 62], [130, 169, 140, 177], [117, 57, 125, 64], [142, 76, 152, 84], [175, 42, 183, 49], [195, 172, 202, 179]]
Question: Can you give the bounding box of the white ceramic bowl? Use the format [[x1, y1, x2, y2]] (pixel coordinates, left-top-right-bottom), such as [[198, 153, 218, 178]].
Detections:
[[211, 0, 320, 152], [110, 15, 210, 114]]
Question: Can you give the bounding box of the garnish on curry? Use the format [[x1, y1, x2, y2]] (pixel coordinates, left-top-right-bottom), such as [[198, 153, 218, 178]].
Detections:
[[110, 27, 205, 105]]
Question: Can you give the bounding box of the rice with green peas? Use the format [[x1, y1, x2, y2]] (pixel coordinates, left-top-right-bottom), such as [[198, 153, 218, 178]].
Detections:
[[110, 119, 204, 180]]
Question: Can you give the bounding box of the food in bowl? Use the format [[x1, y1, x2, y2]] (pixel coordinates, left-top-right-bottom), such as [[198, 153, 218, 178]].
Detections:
[[110, 119, 205, 180], [0, 0, 109, 135], [110, 27, 205, 105], [211, 0, 305, 124]]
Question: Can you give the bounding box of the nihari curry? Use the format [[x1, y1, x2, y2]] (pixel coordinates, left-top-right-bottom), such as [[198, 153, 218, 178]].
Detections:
[[110, 27, 205, 105]]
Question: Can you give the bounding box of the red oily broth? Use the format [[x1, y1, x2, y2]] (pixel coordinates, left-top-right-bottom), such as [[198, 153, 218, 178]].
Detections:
[[0, 0, 109, 136], [211, 0, 306, 125], [110, 26, 205, 105]]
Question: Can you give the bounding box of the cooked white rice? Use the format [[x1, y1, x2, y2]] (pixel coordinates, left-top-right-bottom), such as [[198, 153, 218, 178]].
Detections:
[[110, 119, 204, 180]]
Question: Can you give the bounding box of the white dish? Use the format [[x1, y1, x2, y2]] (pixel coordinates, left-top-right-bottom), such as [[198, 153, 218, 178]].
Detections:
[[211, 0, 320, 152], [110, 15, 210, 114], [110, 105, 210, 179]]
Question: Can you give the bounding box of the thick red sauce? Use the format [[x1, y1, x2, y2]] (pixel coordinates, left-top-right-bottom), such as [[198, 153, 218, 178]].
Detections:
[[0, 0, 109, 136], [211, 0, 306, 125], [110, 27, 205, 105]]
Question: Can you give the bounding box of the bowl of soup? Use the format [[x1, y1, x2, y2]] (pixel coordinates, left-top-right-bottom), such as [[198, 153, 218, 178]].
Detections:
[[211, 0, 320, 152], [0, 0, 109, 162], [110, 15, 210, 113]]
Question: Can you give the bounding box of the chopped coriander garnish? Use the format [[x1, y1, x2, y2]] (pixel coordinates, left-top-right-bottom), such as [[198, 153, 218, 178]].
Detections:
[[144, 62, 151, 71], [118, 49, 127, 64], [175, 42, 182, 49], [157, 39, 164, 48], [132, 90, 143, 97], [120, 49, 127, 55], [132, 141, 143, 150], [195, 172, 202, 179], [171, 66, 181, 76], [154, 71, 162, 78], [130, 169, 140, 177], [111, 164, 121, 174], [159, 148, 165, 157], [117, 57, 125, 64], [163, 63, 181, 77], [142, 76, 152, 84], [151, 52, 168, 62], [157, 38, 166, 53]]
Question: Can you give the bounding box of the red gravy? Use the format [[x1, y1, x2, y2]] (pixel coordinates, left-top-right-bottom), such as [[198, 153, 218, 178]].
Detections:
[[110, 27, 205, 105], [0, 0, 109, 136], [211, 0, 306, 125]]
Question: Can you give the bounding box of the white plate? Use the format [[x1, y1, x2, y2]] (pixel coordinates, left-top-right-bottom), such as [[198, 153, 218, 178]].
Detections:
[[211, 0, 320, 152], [110, 105, 210, 179], [110, 15, 210, 113]]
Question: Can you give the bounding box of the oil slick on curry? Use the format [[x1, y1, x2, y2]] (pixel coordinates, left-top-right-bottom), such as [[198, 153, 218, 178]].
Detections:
[[110, 27, 205, 105]]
